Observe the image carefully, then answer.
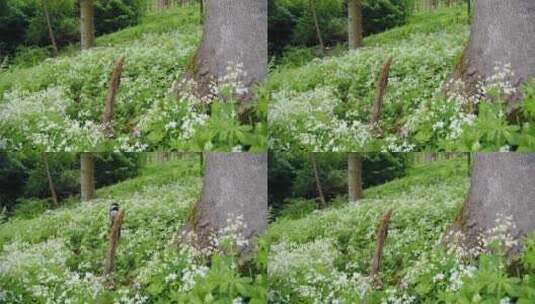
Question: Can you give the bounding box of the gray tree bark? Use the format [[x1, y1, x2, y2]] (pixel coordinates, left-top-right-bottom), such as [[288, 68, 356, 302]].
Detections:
[[348, 153, 363, 202], [185, 153, 267, 258], [184, 0, 267, 101], [347, 0, 363, 49], [455, 153, 535, 254], [80, 153, 95, 202], [452, 0, 535, 108], [80, 0, 95, 50]]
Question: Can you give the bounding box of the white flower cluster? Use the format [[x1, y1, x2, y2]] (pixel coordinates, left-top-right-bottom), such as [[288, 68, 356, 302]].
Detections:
[[268, 27, 467, 151]]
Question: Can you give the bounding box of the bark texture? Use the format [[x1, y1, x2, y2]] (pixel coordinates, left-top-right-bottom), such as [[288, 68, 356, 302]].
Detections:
[[80, 0, 95, 50], [104, 208, 125, 275], [456, 153, 535, 254], [80, 153, 95, 202], [347, 0, 363, 49], [453, 0, 535, 105], [347, 152, 363, 202], [102, 57, 125, 136], [185, 0, 267, 100], [370, 209, 392, 280], [370, 56, 392, 126], [186, 153, 267, 257]]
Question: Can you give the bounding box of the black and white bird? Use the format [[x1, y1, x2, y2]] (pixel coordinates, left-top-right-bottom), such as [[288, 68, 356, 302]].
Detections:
[[109, 202, 120, 228]]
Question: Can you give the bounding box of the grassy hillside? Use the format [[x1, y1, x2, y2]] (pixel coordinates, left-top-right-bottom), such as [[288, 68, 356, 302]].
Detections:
[[0, 158, 267, 303], [266, 158, 535, 303], [0, 5, 267, 152], [267, 5, 535, 152]]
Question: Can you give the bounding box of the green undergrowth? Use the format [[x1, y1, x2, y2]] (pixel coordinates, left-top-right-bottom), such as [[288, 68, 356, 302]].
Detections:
[[0, 157, 267, 303], [267, 4, 535, 152], [0, 4, 267, 152], [266, 158, 535, 303]]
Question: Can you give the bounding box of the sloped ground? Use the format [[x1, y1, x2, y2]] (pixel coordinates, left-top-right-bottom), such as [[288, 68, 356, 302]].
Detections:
[[0, 5, 267, 152], [0, 157, 267, 303], [266, 158, 535, 303], [0, 158, 200, 302], [267, 6, 470, 152]]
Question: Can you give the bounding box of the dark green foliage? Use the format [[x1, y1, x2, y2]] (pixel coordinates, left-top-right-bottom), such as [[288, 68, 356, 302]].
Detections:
[[93, 0, 146, 37], [268, 152, 409, 214], [0, 153, 27, 210], [0, 0, 146, 57], [268, 0, 414, 55], [0, 153, 141, 211]]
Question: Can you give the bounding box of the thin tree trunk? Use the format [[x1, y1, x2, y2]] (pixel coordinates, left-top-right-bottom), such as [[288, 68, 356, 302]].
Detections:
[[310, 153, 326, 208], [348, 152, 363, 202], [80, 0, 96, 50], [43, 0, 59, 57], [80, 153, 95, 202], [309, 0, 325, 55], [370, 56, 393, 127], [104, 208, 125, 275], [370, 209, 393, 281], [347, 0, 363, 49], [102, 57, 125, 136], [43, 153, 59, 207]]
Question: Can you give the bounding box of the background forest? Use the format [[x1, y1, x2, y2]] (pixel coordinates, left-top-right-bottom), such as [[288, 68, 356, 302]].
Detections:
[[267, 0, 535, 152], [266, 153, 535, 303], [0, 153, 267, 303]]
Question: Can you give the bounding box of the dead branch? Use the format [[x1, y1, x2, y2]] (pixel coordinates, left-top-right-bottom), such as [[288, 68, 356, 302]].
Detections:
[[370, 209, 393, 284], [104, 208, 125, 276], [102, 57, 125, 136], [369, 56, 393, 128]]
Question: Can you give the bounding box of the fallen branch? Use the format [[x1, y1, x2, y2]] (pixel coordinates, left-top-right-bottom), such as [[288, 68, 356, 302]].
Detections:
[[102, 57, 125, 136], [369, 56, 393, 128], [104, 208, 125, 276], [370, 209, 393, 284]]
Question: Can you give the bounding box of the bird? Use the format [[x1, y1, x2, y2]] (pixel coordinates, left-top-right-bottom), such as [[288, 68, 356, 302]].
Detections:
[[109, 202, 120, 228]]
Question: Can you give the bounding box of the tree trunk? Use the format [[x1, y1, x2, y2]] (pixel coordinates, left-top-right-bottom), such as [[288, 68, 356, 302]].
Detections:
[[454, 153, 535, 255], [347, 0, 363, 49], [181, 0, 267, 102], [43, 0, 59, 57], [370, 56, 393, 127], [183, 153, 267, 259], [451, 0, 535, 111], [104, 208, 125, 275], [80, 0, 96, 50], [102, 57, 125, 136], [310, 153, 326, 208], [43, 153, 59, 207], [348, 152, 363, 202], [309, 0, 325, 55], [80, 153, 95, 202]]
